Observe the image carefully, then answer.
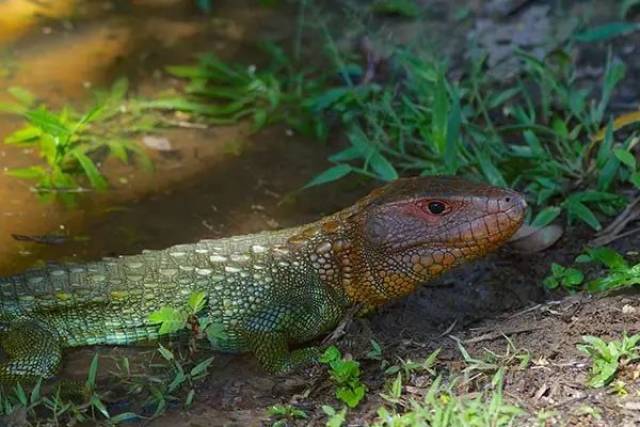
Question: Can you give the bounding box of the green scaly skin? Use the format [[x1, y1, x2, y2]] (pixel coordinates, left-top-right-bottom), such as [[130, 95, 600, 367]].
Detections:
[[0, 176, 526, 381]]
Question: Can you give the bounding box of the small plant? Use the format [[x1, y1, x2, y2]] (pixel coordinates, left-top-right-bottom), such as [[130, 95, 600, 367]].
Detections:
[[147, 291, 208, 335], [373, 370, 523, 427], [577, 247, 640, 292], [577, 333, 640, 388], [543, 263, 585, 292], [153, 344, 214, 412], [147, 46, 328, 139], [322, 405, 347, 427], [456, 337, 530, 383], [267, 404, 308, 427], [319, 346, 367, 408], [1, 80, 153, 204], [384, 349, 440, 377]]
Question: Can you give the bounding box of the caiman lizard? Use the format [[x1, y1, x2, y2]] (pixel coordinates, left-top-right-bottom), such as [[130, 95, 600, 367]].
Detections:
[[0, 176, 526, 381]]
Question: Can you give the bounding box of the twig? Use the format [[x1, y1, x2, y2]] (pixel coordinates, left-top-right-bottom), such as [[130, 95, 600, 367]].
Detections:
[[437, 320, 458, 338], [464, 326, 542, 344], [591, 194, 640, 246]]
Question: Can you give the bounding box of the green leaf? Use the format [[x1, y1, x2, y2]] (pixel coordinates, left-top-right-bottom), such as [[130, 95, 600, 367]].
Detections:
[[564, 268, 584, 287], [7, 86, 36, 107], [474, 146, 506, 187], [190, 356, 214, 377], [5, 166, 46, 180], [369, 153, 398, 182], [24, 107, 70, 140], [187, 291, 207, 314], [575, 22, 640, 43], [336, 384, 365, 408], [71, 151, 108, 191], [587, 247, 629, 270], [614, 148, 636, 169], [432, 70, 448, 154], [205, 322, 228, 343], [304, 164, 352, 188], [444, 85, 461, 174], [531, 206, 561, 228], [319, 346, 342, 364], [565, 199, 601, 230], [329, 146, 363, 162], [86, 353, 100, 388], [5, 126, 41, 144], [148, 306, 187, 334]]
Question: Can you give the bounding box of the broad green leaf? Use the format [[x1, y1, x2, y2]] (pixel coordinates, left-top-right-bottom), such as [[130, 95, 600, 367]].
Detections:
[[575, 22, 640, 43], [304, 164, 352, 188], [148, 307, 187, 334]]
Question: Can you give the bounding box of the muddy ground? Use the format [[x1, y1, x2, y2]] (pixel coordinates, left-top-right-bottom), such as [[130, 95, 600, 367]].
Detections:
[[0, 0, 639, 426]]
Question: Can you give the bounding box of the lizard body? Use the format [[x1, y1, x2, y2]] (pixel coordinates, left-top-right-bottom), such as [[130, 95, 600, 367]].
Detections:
[[0, 176, 526, 380]]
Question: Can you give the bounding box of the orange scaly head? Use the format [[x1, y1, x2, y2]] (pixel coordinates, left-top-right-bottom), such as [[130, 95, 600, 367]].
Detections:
[[341, 176, 527, 308]]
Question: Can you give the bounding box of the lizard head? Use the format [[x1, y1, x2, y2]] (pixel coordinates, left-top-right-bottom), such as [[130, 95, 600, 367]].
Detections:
[[345, 176, 526, 306]]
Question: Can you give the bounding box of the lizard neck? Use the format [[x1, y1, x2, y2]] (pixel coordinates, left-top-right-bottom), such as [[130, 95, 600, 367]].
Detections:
[[284, 209, 424, 312]]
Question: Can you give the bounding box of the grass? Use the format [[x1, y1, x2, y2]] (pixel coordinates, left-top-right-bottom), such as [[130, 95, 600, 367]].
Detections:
[[157, 36, 638, 232], [0, 331, 216, 425]]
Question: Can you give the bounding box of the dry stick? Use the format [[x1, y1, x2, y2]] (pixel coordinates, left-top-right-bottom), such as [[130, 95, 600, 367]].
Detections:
[[437, 319, 458, 338], [463, 326, 543, 344], [591, 194, 640, 247]]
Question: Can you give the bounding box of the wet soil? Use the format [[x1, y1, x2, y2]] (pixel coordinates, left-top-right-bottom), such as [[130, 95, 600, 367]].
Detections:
[[0, 0, 639, 426]]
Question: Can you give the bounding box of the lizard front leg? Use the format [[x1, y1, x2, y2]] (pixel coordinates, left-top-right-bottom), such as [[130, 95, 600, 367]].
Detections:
[[241, 302, 340, 374]]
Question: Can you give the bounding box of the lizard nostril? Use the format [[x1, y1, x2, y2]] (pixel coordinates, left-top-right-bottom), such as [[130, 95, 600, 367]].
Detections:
[[505, 197, 511, 203]]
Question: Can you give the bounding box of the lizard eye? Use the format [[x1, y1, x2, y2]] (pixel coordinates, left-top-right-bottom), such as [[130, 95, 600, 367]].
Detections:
[[425, 201, 448, 215]]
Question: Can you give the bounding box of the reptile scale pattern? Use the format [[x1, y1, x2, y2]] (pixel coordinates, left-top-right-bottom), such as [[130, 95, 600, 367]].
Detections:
[[0, 176, 526, 381]]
